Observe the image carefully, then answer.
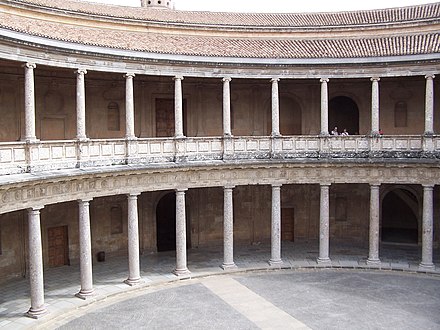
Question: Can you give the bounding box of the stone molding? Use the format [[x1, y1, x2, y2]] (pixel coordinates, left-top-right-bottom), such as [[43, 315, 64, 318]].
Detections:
[[0, 161, 438, 214]]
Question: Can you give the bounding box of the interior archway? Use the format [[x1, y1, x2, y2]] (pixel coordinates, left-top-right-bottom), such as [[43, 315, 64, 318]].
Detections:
[[329, 96, 359, 135], [156, 192, 176, 252], [381, 189, 419, 244]]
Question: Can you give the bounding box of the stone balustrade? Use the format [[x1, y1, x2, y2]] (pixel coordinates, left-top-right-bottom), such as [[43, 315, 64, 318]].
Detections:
[[0, 135, 438, 176]]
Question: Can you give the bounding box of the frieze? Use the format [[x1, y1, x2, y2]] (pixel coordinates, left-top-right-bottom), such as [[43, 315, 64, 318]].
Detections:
[[0, 162, 439, 214]]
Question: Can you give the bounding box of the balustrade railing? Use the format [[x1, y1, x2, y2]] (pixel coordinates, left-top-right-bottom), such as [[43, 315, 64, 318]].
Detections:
[[0, 135, 437, 176]]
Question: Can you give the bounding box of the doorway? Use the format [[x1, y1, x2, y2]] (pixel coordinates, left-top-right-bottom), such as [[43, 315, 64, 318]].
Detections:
[[156, 193, 177, 252], [47, 225, 69, 267], [381, 189, 419, 244], [329, 96, 359, 135]]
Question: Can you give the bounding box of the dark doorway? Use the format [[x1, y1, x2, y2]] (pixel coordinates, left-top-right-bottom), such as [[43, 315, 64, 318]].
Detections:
[[329, 96, 359, 135], [48, 225, 69, 267], [381, 189, 418, 244], [156, 193, 176, 252]]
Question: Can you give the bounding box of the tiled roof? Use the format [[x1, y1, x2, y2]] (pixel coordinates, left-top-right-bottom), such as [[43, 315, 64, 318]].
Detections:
[[0, 1, 439, 59], [8, 0, 440, 28]]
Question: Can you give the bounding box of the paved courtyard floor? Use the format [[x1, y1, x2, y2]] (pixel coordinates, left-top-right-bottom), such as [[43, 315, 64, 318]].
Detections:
[[0, 241, 439, 329]]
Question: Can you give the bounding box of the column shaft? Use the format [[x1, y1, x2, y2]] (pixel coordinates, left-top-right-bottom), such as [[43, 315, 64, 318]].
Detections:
[[222, 186, 236, 269], [76, 199, 94, 298], [222, 77, 232, 136], [174, 76, 184, 138], [420, 185, 435, 269], [125, 193, 142, 285], [270, 184, 283, 265], [125, 73, 136, 139], [271, 78, 280, 136], [425, 74, 435, 135], [367, 184, 381, 264], [320, 78, 329, 135], [318, 184, 331, 263], [24, 63, 37, 142], [174, 189, 190, 276], [26, 207, 47, 318], [371, 77, 380, 135], [76, 69, 87, 140]]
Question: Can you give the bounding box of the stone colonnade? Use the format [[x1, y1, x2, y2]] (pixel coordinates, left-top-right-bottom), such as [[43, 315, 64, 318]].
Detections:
[[24, 182, 436, 317], [22, 64, 436, 142]]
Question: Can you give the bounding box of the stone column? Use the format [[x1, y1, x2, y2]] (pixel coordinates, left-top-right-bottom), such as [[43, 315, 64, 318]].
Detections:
[[174, 189, 191, 276], [24, 63, 37, 142], [222, 186, 236, 269], [125, 73, 136, 139], [125, 193, 142, 285], [76, 199, 94, 299], [370, 77, 380, 135], [26, 207, 47, 318], [271, 78, 280, 137], [222, 77, 232, 137], [76, 69, 87, 140], [174, 76, 184, 138], [420, 185, 435, 269], [367, 184, 381, 264], [320, 78, 329, 135], [424, 74, 435, 135], [318, 184, 331, 263], [269, 184, 283, 265]]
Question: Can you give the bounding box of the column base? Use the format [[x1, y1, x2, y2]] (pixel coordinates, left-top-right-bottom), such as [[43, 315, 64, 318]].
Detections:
[[173, 268, 191, 278], [26, 306, 47, 319], [124, 277, 144, 286], [221, 262, 237, 270], [75, 289, 95, 300], [317, 257, 331, 264], [268, 259, 283, 267], [419, 262, 435, 271], [366, 258, 381, 265]]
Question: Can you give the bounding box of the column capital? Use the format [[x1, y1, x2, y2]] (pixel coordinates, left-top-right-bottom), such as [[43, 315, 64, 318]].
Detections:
[[271, 77, 280, 83], [78, 198, 93, 204], [175, 188, 188, 193], [223, 185, 235, 190], [127, 192, 141, 198], [320, 183, 331, 187], [272, 183, 282, 188], [76, 68, 87, 75], [422, 184, 435, 190], [370, 77, 380, 82], [23, 62, 36, 69], [222, 77, 232, 82], [125, 72, 135, 79], [320, 77, 329, 83], [369, 183, 381, 188], [425, 74, 435, 80], [28, 206, 44, 213], [173, 75, 184, 81]]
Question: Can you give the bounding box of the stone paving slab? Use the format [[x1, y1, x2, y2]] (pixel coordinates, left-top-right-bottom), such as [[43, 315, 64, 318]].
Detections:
[[0, 242, 438, 329]]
